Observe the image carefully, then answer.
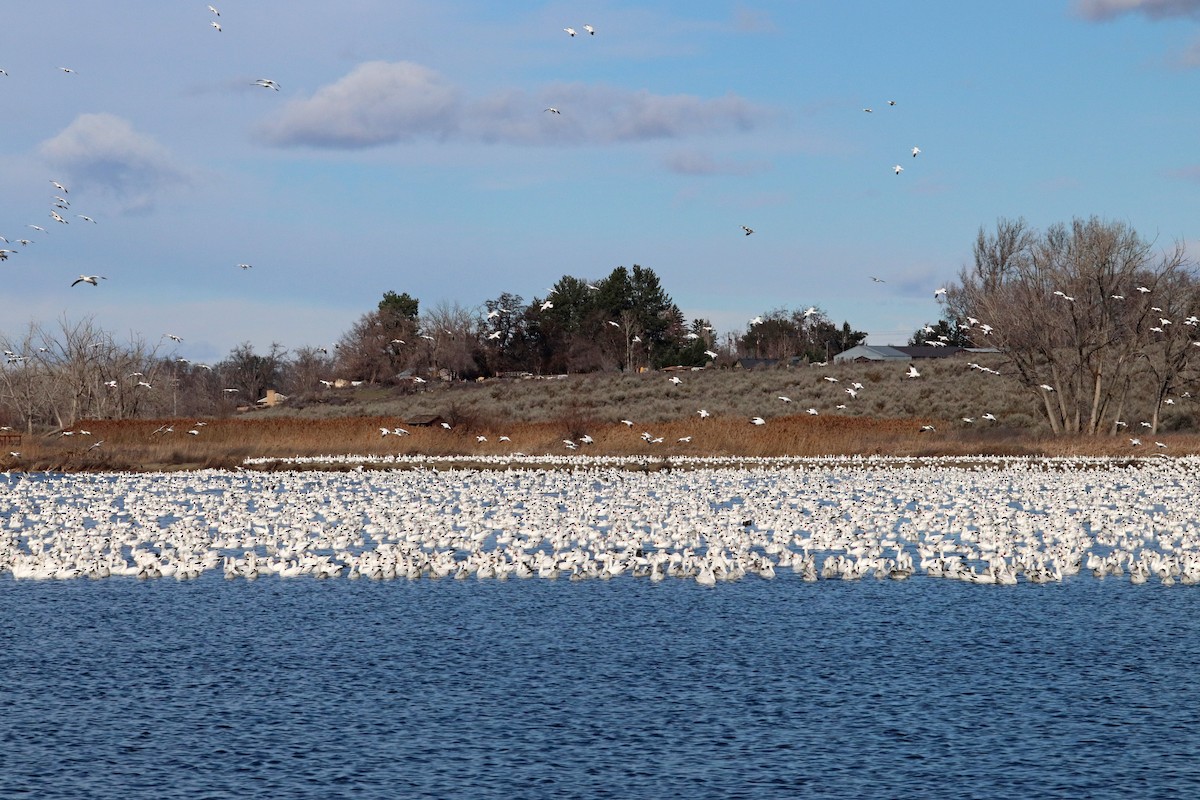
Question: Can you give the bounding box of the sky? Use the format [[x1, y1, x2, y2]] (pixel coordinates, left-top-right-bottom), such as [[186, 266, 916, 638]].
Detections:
[[3, 0, 1200, 363]]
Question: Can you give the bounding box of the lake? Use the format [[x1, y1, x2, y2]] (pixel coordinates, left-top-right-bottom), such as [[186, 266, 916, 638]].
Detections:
[[3, 573, 1199, 799]]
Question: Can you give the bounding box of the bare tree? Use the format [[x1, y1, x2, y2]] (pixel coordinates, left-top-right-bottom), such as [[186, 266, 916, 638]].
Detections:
[[948, 217, 1199, 435]]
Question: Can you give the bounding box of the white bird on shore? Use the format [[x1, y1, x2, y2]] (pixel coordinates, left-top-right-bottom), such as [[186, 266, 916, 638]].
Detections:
[[698, 409, 710, 418], [750, 417, 766, 425], [668, 376, 682, 385], [806, 408, 819, 415], [1039, 384, 1055, 392], [71, 275, 106, 287], [778, 396, 792, 403]]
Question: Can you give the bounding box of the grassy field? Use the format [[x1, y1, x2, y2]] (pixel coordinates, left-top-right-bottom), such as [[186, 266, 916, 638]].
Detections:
[[5, 357, 1199, 470]]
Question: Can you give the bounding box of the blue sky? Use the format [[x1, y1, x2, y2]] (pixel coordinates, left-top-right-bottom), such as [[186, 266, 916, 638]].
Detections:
[[3, 0, 1200, 362]]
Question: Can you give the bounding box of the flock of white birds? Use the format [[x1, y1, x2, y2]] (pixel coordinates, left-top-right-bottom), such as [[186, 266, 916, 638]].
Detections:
[[4, 456, 1200, 586]]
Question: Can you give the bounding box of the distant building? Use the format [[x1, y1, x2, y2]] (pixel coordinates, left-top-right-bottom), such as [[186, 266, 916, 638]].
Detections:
[[833, 345, 998, 364], [256, 389, 288, 407]]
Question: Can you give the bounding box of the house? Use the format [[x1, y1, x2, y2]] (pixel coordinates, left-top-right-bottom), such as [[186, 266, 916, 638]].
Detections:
[[833, 345, 999, 363], [256, 389, 288, 407]]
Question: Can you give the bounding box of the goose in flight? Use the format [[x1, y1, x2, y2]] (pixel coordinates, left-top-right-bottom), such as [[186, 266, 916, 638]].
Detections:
[[544, 107, 560, 114], [703, 350, 718, 359], [584, 24, 595, 35], [933, 287, 947, 299], [208, 4, 220, 14], [51, 180, 69, 193], [58, 67, 76, 74], [749, 315, 763, 326], [911, 146, 921, 157], [50, 211, 68, 224], [905, 364, 920, 378], [71, 275, 106, 287], [164, 334, 183, 343], [564, 27, 577, 36], [238, 263, 252, 269], [871, 276, 885, 283], [741, 225, 754, 236], [253, 79, 280, 91], [211, 20, 221, 31], [893, 165, 903, 175], [76, 215, 96, 223], [28, 225, 48, 233]]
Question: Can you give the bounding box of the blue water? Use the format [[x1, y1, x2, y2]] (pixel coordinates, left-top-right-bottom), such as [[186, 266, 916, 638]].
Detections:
[[2, 575, 1198, 799]]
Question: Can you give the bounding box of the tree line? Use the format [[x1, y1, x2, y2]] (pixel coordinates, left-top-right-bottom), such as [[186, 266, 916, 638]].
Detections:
[[10, 222, 1194, 438], [0, 264, 865, 431]]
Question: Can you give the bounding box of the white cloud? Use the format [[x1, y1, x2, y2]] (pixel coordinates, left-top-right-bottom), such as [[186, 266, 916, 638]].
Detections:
[[258, 61, 462, 148], [258, 61, 768, 149], [38, 113, 190, 214], [1075, 0, 1200, 19]]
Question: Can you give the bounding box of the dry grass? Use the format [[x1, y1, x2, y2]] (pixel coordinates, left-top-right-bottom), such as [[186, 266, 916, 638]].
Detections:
[[4, 357, 1197, 470], [5, 407, 1200, 473]]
